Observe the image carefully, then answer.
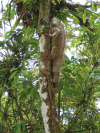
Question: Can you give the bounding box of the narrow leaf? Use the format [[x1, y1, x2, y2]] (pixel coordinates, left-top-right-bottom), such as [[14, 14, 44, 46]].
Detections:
[[83, 9, 86, 23], [9, 71, 18, 80]]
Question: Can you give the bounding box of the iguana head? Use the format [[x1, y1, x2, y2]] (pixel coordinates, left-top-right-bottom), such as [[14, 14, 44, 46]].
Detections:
[[51, 17, 60, 27]]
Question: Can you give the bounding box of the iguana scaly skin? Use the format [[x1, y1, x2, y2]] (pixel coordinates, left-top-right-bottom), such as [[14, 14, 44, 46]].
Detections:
[[44, 17, 65, 95]]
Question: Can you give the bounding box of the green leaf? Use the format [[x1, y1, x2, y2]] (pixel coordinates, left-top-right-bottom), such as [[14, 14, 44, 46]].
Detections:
[[10, 124, 16, 128], [76, 45, 78, 51], [71, 56, 74, 60], [58, 81, 63, 92], [91, 4, 95, 12], [94, 70, 100, 74], [16, 0, 22, 3], [82, 26, 94, 36], [22, 70, 32, 79], [71, 40, 75, 47], [83, 9, 86, 23], [0, 19, 2, 28], [22, 123, 25, 132], [0, 68, 10, 71], [31, 87, 38, 100], [14, 124, 21, 133], [9, 71, 18, 80]]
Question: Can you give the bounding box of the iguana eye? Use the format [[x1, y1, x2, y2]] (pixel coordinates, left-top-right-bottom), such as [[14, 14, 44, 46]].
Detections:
[[50, 23, 55, 27]]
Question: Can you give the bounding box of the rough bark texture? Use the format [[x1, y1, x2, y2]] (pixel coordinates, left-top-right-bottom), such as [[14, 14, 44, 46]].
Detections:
[[38, 0, 61, 133]]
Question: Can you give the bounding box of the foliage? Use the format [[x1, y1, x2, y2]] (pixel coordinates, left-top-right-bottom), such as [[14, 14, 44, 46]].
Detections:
[[0, 0, 100, 132]]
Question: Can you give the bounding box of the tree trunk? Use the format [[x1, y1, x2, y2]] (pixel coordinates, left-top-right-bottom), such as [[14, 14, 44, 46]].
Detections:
[[38, 0, 61, 133]]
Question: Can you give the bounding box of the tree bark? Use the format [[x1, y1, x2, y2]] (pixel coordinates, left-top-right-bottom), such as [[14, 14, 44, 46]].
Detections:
[[38, 0, 61, 133]]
